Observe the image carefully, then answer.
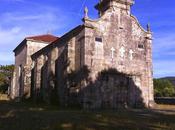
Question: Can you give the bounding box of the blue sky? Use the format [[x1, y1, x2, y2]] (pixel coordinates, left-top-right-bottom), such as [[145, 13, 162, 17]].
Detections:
[[0, 0, 174, 78]]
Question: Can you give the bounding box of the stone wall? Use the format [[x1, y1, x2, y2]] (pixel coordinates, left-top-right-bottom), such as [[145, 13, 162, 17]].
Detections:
[[31, 26, 85, 105], [29, 0, 154, 108], [12, 43, 27, 99], [11, 40, 49, 99], [81, 0, 154, 108]]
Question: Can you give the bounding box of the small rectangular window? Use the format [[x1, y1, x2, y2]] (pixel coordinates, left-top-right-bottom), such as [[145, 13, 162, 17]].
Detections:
[[138, 44, 144, 49], [95, 37, 102, 42]]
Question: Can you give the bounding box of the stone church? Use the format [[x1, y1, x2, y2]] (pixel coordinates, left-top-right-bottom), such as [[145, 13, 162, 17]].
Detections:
[[10, 0, 154, 109]]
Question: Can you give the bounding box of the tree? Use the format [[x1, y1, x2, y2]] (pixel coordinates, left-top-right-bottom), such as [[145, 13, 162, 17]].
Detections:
[[154, 79, 175, 97], [0, 65, 14, 93]]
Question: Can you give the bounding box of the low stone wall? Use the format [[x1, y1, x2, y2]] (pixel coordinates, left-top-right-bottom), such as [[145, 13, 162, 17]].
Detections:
[[155, 97, 175, 105]]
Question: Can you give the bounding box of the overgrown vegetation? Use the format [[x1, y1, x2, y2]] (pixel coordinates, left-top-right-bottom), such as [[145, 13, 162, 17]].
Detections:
[[154, 79, 175, 97], [0, 65, 14, 93]]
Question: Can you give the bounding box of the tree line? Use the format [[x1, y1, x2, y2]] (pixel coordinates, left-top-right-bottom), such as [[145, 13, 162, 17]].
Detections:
[[154, 78, 175, 97]]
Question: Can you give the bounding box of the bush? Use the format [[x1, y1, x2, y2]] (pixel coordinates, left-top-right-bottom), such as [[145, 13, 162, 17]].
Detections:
[[0, 65, 14, 94], [154, 79, 175, 97]]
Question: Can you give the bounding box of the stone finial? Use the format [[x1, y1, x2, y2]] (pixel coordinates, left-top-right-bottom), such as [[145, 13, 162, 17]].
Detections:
[[147, 23, 151, 32], [47, 30, 52, 34], [84, 6, 89, 19]]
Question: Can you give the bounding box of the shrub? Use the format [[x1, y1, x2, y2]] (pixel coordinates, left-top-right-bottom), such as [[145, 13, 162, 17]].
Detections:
[[154, 79, 175, 97]]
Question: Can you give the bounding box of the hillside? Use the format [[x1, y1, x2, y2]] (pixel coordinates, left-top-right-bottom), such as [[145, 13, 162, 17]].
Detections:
[[160, 77, 175, 87]]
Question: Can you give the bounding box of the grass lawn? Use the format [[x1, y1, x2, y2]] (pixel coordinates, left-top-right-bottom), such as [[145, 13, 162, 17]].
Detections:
[[0, 100, 175, 130]]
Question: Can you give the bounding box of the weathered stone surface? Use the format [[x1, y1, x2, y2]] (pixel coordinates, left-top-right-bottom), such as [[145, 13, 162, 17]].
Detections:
[[10, 35, 57, 100], [11, 0, 154, 108]]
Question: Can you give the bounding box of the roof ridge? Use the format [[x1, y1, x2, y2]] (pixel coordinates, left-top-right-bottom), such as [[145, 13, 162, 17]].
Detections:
[[13, 34, 59, 52], [26, 34, 58, 39]]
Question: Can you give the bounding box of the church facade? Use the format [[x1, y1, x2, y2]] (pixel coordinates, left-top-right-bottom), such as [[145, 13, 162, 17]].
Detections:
[[11, 0, 154, 108]]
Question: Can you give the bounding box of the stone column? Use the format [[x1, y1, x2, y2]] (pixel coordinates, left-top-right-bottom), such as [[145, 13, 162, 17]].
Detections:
[[23, 65, 31, 98], [68, 38, 76, 72], [42, 54, 49, 103], [33, 55, 44, 101], [146, 32, 155, 108], [47, 47, 59, 104], [49, 47, 58, 89], [10, 70, 17, 99]]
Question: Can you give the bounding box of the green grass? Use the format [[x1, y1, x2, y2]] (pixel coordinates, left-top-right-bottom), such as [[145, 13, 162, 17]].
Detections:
[[0, 101, 175, 130]]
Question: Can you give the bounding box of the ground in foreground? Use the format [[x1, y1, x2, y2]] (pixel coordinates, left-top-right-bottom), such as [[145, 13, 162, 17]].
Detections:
[[0, 101, 175, 130]]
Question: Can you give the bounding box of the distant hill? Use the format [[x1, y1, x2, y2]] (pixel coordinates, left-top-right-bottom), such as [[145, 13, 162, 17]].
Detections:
[[160, 77, 175, 87]]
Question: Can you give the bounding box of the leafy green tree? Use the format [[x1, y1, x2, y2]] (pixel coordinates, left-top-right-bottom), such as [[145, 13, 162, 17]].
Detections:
[[154, 79, 175, 97], [0, 65, 14, 93]]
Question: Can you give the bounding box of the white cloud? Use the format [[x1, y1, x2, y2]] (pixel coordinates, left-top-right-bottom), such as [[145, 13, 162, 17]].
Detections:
[[153, 33, 175, 58], [154, 34, 175, 50], [0, 27, 22, 45], [0, 12, 65, 45], [0, 4, 70, 65], [153, 33, 175, 77], [153, 60, 175, 78], [0, 52, 14, 64]]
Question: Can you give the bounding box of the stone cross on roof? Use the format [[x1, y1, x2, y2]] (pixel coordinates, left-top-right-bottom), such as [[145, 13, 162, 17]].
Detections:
[[84, 6, 89, 19]]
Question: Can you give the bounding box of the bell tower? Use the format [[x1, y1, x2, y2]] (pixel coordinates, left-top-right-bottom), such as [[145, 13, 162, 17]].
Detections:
[[95, 0, 134, 16]]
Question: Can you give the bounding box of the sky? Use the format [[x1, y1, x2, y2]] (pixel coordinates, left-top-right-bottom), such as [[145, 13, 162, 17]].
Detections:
[[0, 0, 174, 78]]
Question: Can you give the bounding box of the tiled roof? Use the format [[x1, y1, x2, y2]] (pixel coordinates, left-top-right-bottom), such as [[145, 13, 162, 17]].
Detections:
[[26, 34, 58, 43], [31, 25, 83, 59], [13, 34, 58, 52]]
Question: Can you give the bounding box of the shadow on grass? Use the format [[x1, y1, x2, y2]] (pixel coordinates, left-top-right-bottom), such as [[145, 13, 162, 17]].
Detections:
[[0, 100, 175, 130]]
